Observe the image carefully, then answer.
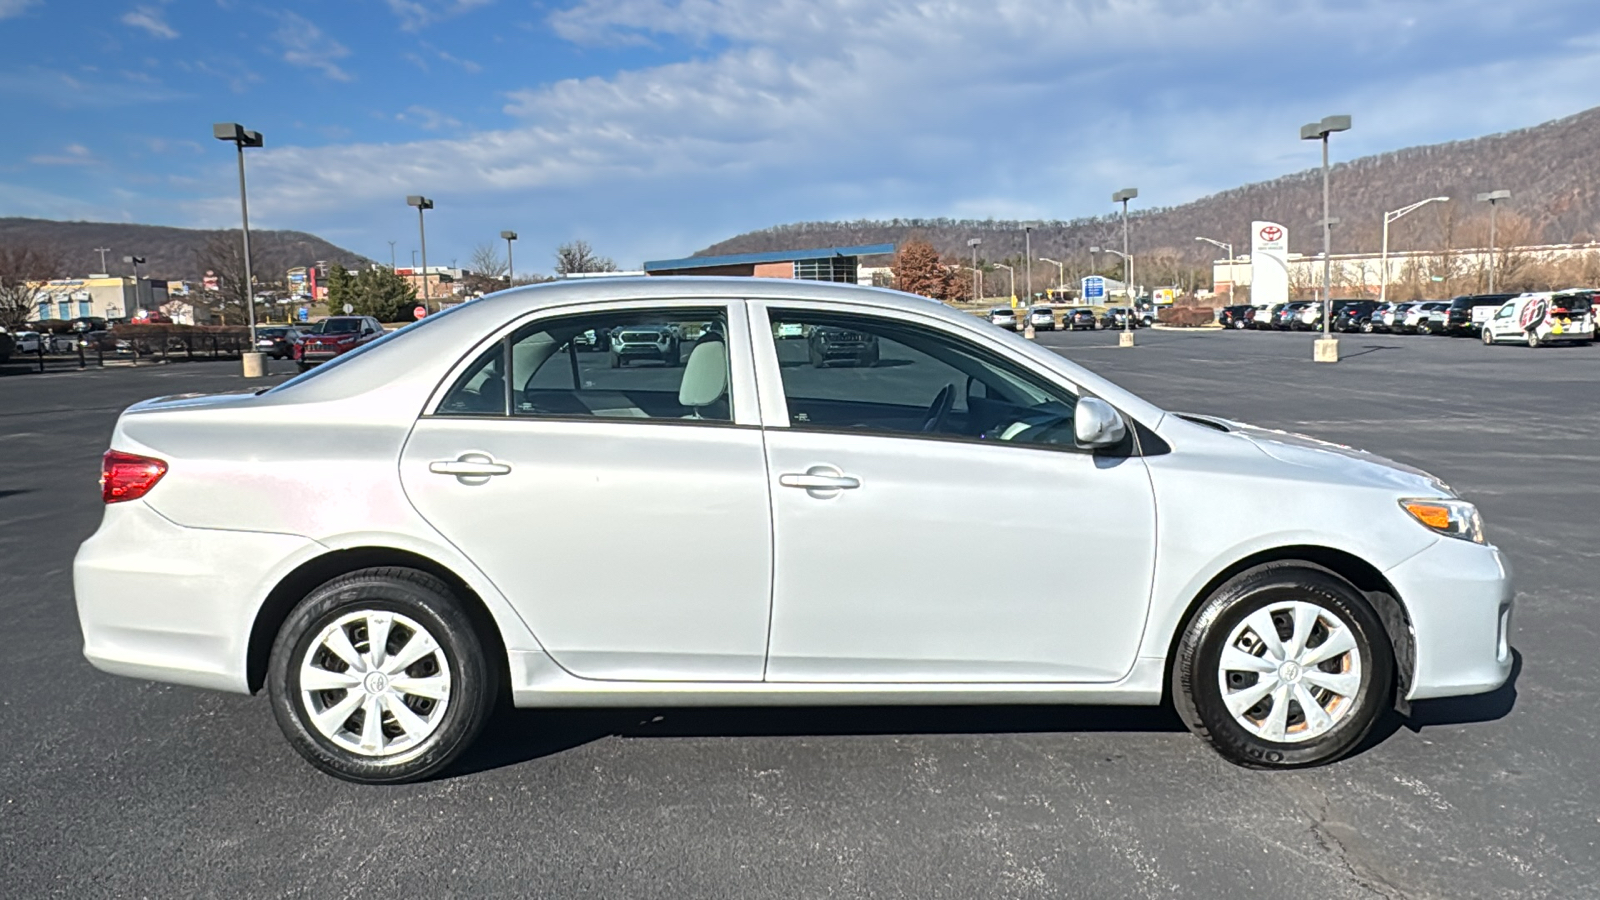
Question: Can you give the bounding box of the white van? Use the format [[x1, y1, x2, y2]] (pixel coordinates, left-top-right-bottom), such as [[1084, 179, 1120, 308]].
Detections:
[[1480, 291, 1595, 347]]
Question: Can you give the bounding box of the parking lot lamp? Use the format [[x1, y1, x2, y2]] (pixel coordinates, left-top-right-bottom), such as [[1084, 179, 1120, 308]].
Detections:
[[1112, 188, 1138, 346], [212, 124, 263, 367], [1039, 257, 1065, 298], [1195, 236, 1235, 303], [500, 231, 518, 285], [1301, 116, 1350, 362], [407, 196, 435, 310], [122, 255, 146, 316], [966, 238, 982, 302], [1476, 190, 1511, 292], [1381, 197, 1450, 304], [994, 263, 1015, 304]]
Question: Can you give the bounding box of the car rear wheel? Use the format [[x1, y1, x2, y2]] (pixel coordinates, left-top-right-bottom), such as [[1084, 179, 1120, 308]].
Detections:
[[1233, 319, 1247, 330], [267, 567, 497, 784], [1526, 331, 1541, 348], [1171, 563, 1392, 769]]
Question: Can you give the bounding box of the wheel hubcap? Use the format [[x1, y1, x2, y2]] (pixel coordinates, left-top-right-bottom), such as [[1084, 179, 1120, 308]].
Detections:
[[1217, 601, 1363, 744], [298, 610, 452, 757]]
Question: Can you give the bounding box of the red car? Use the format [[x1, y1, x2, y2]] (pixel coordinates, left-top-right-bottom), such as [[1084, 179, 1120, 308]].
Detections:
[[293, 316, 386, 371]]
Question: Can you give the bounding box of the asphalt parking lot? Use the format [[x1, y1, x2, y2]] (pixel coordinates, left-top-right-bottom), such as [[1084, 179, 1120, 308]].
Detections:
[[2, 330, 1596, 899]]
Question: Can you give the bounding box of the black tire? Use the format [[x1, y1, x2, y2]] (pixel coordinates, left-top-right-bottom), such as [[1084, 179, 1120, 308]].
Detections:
[[608, 350, 622, 368], [1482, 327, 1494, 346], [809, 343, 826, 368], [1233, 319, 1247, 330], [1526, 331, 1540, 349], [1171, 563, 1393, 769], [1417, 321, 1432, 335], [267, 567, 498, 784], [296, 362, 310, 373]]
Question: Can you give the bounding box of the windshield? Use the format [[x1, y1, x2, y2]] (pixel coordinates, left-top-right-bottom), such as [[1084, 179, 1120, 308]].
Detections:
[[311, 318, 362, 334]]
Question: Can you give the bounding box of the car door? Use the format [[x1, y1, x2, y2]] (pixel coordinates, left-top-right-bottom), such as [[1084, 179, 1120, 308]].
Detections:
[[399, 300, 774, 681], [751, 302, 1157, 684], [1487, 301, 1516, 339]]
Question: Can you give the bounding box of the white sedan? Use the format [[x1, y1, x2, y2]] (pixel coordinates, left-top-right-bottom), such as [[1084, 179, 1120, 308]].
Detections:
[[76, 278, 1514, 783]]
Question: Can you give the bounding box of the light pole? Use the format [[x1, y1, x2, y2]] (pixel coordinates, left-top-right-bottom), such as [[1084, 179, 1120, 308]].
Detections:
[[122, 255, 146, 316], [1301, 115, 1351, 362], [967, 238, 982, 303], [994, 263, 1015, 304], [1039, 257, 1066, 298], [213, 122, 265, 373], [1094, 247, 1131, 323], [1381, 197, 1449, 303], [500, 230, 518, 285], [1023, 225, 1034, 304], [1476, 190, 1511, 292], [407, 195, 434, 311], [1195, 236, 1235, 304], [93, 247, 111, 275], [1112, 188, 1138, 346], [388, 240, 397, 269]]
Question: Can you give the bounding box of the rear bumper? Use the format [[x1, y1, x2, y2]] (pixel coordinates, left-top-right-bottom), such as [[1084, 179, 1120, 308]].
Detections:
[[1386, 537, 1515, 700], [74, 501, 318, 694]]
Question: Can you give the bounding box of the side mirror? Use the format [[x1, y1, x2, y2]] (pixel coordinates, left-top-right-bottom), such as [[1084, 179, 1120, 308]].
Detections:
[[1074, 396, 1127, 449]]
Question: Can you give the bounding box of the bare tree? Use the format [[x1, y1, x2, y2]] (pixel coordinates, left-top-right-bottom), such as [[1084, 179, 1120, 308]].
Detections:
[[194, 231, 277, 325], [0, 244, 64, 329], [554, 240, 617, 276], [469, 242, 506, 280]]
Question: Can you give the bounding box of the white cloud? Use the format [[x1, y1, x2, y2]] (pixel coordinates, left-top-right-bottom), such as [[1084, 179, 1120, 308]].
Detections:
[[0, 0, 39, 20], [121, 3, 177, 39], [385, 0, 494, 32], [398, 105, 463, 131], [190, 0, 1600, 267], [29, 143, 98, 166], [274, 11, 353, 82]]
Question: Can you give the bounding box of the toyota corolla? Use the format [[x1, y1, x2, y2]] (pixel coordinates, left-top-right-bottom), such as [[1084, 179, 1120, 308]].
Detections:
[[75, 278, 1513, 783]]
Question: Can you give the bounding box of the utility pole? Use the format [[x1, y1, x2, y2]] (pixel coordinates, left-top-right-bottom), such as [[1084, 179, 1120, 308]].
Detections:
[[93, 247, 111, 274], [388, 240, 397, 269], [501, 230, 518, 285]]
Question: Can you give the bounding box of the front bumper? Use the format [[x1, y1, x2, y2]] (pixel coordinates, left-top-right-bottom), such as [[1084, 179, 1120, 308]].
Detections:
[[1385, 537, 1514, 700], [74, 501, 318, 694]]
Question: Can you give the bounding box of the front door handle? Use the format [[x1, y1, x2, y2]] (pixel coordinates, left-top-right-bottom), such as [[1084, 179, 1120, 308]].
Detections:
[[430, 453, 511, 484], [779, 465, 861, 497]]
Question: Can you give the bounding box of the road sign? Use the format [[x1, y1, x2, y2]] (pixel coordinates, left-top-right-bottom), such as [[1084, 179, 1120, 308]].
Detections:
[[1082, 275, 1106, 301], [297, 307, 309, 322], [342, 303, 353, 314], [413, 305, 427, 320]]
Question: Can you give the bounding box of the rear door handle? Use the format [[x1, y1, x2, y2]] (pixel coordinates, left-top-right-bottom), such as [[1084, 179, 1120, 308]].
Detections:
[[779, 465, 860, 497], [430, 453, 511, 483]]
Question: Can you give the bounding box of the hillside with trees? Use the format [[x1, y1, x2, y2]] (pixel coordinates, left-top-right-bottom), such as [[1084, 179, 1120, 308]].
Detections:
[[696, 105, 1600, 290], [0, 218, 369, 282]]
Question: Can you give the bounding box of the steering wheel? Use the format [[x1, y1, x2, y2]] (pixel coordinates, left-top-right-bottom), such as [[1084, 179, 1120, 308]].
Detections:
[[920, 383, 956, 433]]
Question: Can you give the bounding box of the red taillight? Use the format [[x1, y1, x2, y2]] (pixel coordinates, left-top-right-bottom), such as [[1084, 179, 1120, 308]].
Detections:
[[101, 450, 167, 504]]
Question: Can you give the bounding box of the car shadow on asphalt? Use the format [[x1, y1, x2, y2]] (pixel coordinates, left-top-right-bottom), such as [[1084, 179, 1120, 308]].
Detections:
[[449, 703, 1189, 778]]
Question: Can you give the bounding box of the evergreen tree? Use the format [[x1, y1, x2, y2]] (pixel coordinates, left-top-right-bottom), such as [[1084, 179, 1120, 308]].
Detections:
[[350, 266, 417, 322]]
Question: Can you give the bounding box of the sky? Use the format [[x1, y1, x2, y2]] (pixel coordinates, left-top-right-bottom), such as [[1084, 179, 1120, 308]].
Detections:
[[3, 0, 1600, 275]]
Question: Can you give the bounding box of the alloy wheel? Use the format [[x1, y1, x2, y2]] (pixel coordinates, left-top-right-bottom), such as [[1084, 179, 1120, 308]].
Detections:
[[1216, 601, 1363, 743]]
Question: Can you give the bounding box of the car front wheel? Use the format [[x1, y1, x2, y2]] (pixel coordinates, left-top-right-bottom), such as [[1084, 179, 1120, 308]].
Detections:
[[1171, 563, 1392, 769], [267, 567, 497, 784], [1481, 327, 1494, 346]]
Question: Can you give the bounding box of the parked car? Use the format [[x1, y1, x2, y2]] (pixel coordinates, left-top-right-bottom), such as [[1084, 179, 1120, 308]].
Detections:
[[75, 278, 1515, 783], [1480, 292, 1597, 347], [1443, 294, 1517, 337], [1254, 304, 1284, 330], [256, 326, 303, 360], [987, 307, 1019, 331], [1218, 305, 1255, 329], [11, 330, 44, 354], [1101, 307, 1142, 329], [1400, 302, 1452, 335], [808, 324, 880, 367], [1382, 302, 1420, 333], [1272, 301, 1313, 330], [609, 324, 681, 367], [1332, 300, 1381, 333], [293, 316, 387, 371], [572, 327, 611, 351], [0, 329, 12, 364], [1065, 307, 1099, 330], [1027, 307, 1057, 332]]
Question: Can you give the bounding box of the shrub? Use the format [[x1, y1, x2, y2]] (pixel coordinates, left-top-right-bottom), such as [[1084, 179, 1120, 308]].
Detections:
[[1160, 306, 1217, 327]]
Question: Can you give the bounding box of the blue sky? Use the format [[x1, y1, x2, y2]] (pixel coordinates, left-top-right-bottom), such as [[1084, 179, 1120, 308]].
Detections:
[[4, 0, 1600, 275]]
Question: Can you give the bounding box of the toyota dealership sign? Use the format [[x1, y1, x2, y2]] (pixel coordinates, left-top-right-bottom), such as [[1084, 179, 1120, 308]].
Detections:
[[1250, 220, 1290, 307]]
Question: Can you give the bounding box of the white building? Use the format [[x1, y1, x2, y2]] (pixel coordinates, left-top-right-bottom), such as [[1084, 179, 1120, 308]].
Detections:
[[1210, 241, 1600, 299]]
